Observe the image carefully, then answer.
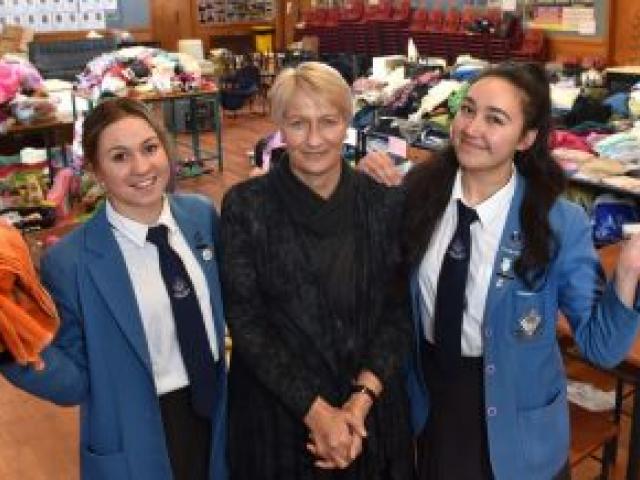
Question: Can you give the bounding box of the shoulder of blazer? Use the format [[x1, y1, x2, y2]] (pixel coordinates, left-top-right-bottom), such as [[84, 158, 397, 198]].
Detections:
[[41, 204, 108, 272], [170, 192, 214, 217], [548, 196, 589, 245]]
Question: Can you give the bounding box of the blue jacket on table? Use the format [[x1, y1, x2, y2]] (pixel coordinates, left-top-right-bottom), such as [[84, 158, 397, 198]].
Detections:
[[1, 194, 228, 480], [406, 174, 640, 480]]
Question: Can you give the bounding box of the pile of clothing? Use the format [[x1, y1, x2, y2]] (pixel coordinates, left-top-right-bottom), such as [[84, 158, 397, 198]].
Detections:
[[76, 46, 215, 99], [0, 56, 56, 133]]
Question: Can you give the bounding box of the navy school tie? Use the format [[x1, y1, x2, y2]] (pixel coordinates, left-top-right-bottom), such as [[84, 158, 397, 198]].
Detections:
[[147, 225, 216, 418], [434, 200, 479, 367]]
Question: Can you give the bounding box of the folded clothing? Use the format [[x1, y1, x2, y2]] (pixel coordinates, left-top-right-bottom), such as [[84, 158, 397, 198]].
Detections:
[[0, 222, 59, 369]]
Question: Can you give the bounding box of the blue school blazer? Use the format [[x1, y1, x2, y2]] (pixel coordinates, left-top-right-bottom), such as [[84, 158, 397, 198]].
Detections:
[[1, 194, 228, 480], [406, 174, 640, 479]]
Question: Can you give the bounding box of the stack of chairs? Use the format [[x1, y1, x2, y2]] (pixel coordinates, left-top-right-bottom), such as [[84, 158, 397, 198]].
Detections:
[[376, 0, 413, 56], [319, 7, 342, 54], [445, 6, 488, 61], [406, 5, 529, 65], [365, 0, 393, 57], [338, 0, 369, 56], [486, 11, 522, 62], [407, 6, 446, 59]]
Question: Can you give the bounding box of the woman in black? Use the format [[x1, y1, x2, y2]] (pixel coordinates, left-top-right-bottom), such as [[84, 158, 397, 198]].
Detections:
[[220, 62, 414, 479]]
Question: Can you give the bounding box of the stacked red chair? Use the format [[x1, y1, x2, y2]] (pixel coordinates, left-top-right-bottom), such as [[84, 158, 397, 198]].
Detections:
[[317, 7, 341, 54], [487, 12, 522, 62], [337, 0, 364, 54], [406, 7, 429, 56], [340, 2, 385, 57], [377, 0, 413, 56], [366, 0, 393, 57], [294, 6, 327, 42], [447, 6, 487, 61], [422, 7, 448, 60]]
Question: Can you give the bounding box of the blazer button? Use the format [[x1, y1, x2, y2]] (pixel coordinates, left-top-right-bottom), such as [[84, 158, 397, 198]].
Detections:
[[484, 328, 492, 339], [486, 364, 495, 375], [487, 406, 497, 417]]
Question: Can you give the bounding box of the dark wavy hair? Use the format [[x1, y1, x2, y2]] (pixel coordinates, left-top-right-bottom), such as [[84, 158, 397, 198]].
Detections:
[[403, 61, 566, 286]]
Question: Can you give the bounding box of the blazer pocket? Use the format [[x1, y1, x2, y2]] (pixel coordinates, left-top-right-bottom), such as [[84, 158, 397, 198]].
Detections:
[[81, 447, 130, 480], [517, 388, 569, 473], [510, 290, 552, 345]]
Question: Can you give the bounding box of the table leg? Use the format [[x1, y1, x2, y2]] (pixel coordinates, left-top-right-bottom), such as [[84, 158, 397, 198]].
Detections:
[[214, 92, 223, 172], [189, 96, 200, 163], [627, 379, 640, 479]]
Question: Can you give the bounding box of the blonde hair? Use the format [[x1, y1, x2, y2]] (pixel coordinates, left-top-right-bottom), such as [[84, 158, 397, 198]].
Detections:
[[268, 61, 353, 125]]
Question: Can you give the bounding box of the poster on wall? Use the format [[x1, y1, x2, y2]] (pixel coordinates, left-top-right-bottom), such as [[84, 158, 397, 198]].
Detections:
[[10, 0, 116, 32], [197, 0, 275, 24], [528, 0, 596, 34], [501, 0, 516, 11]]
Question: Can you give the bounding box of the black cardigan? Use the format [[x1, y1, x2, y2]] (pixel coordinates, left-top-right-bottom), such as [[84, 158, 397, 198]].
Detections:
[[220, 160, 414, 479]]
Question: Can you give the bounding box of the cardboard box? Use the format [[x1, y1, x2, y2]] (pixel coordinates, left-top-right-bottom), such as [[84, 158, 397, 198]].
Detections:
[[1, 24, 33, 51], [0, 38, 21, 55]]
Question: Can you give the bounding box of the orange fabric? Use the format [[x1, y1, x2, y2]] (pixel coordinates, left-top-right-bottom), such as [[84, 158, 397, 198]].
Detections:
[[0, 222, 59, 369]]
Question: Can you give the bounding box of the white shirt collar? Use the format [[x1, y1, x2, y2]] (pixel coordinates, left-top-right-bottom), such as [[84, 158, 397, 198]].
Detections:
[[450, 167, 516, 226], [106, 196, 178, 248]]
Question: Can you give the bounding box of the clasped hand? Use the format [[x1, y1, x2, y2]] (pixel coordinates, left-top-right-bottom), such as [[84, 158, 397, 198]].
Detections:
[[304, 396, 369, 469]]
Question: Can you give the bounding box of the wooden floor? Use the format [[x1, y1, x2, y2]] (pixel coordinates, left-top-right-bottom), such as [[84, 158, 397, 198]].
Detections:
[[0, 109, 635, 479]]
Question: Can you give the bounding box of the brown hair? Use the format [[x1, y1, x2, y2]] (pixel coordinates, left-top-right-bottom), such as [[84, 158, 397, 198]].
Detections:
[[81, 97, 175, 172], [268, 61, 353, 125]]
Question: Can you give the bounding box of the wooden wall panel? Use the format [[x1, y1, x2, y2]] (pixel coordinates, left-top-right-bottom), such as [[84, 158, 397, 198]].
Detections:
[[547, 36, 610, 62], [610, 0, 640, 65]]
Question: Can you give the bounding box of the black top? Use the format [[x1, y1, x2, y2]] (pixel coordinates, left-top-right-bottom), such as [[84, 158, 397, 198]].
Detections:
[[221, 157, 414, 480]]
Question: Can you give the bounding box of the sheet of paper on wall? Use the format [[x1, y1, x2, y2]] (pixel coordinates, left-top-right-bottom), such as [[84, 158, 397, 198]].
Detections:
[[562, 7, 594, 32], [21, 0, 34, 12], [63, 11, 77, 31], [50, 11, 64, 31], [501, 0, 516, 12], [78, 10, 91, 28], [92, 10, 105, 30], [7, 0, 22, 15], [62, 0, 77, 12], [578, 20, 596, 36], [35, 12, 51, 32], [23, 13, 37, 30], [101, 0, 117, 10]]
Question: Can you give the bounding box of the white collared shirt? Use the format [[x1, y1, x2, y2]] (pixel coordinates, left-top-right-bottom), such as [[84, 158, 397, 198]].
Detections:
[[106, 197, 219, 395], [418, 169, 516, 356]]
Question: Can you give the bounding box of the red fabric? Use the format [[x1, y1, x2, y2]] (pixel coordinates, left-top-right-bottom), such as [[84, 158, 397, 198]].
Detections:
[[549, 130, 594, 153]]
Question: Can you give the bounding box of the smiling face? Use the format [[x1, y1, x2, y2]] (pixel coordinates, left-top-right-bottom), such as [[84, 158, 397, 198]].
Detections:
[[450, 76, 537, 183], [279, 88, 348, 195], [94, 116, 170, 224]]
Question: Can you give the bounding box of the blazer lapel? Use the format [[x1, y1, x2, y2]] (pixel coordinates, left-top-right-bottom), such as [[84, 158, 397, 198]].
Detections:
[[482, 173, 525, 324], [84, 206, 153, 375]]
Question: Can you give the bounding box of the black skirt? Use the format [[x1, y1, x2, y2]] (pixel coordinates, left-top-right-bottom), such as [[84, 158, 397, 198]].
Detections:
[[417, 341, 571, 480]]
